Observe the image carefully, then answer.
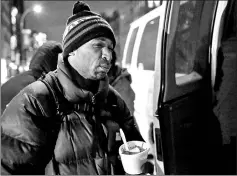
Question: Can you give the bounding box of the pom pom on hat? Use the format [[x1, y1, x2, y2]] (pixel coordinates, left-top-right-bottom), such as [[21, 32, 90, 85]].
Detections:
[[73, 1, 90, 15], [62, 1, 116, 58]]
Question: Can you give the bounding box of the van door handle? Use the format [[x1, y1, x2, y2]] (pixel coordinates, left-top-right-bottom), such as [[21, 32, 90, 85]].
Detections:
[[154, 110, 159, 119], [155, 128, 163, 161]]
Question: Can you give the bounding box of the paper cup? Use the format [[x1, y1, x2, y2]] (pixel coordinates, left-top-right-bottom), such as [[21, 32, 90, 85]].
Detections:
[[119, 141, 150, 174]]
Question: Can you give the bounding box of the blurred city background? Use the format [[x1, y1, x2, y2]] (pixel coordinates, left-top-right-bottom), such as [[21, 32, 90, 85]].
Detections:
[[1, 0, 161, 84]]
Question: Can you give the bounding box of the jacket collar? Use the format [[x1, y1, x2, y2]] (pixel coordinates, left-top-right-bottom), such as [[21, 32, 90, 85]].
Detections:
[[57, 57, 109, 104]]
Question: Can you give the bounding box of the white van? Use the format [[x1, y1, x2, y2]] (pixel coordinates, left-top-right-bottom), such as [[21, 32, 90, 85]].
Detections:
[[122, 0, 236, 175]]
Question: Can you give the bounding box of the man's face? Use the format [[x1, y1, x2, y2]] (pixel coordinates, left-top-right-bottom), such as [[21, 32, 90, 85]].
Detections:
[[68, 37, 113, 80]]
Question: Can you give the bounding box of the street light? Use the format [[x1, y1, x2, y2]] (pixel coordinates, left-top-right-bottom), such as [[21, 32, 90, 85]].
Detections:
[[19, 4, 42, 65], [33, 5, 42, 13]]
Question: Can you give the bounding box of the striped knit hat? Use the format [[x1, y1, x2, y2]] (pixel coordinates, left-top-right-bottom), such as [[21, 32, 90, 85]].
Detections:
[[62, 1, 116, 58]]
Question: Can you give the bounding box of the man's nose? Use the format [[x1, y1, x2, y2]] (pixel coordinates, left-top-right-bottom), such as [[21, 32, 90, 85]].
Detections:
[[102, 48, 112, 63]]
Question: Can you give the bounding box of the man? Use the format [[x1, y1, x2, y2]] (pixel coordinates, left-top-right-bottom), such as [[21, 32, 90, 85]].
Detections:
[[1, 41, 62, 114], [1, 1, 143, 175]]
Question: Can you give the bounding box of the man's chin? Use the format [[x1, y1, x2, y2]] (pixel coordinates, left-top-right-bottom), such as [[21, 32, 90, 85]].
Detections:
[[95, 72, 107, 80]]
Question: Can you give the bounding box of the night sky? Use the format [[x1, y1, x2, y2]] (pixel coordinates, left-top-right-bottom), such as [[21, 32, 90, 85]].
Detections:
[[24, 1, 127, 42]]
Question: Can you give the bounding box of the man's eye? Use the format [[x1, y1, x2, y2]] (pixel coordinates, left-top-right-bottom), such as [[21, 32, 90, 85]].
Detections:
[[108, 47, 113, 52], [93, 43, 103, 48]]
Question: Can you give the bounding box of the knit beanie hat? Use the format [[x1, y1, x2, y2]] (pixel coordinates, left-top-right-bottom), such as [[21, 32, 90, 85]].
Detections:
[[62, 1, 116, 58]]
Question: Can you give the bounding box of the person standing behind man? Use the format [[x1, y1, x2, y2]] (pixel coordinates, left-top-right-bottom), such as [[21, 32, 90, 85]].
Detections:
[[108, 50, 135, 115], [1, 1, 143, 175], [1, 41, 62, 114]]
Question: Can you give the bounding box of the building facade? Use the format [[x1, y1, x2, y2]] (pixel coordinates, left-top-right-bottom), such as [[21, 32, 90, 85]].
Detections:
[[1, 0, 12, 59], [1, 0, 24, 81]]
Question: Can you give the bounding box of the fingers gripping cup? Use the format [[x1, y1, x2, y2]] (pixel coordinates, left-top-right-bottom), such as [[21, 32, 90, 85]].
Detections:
[[119, 141, 150, 174]]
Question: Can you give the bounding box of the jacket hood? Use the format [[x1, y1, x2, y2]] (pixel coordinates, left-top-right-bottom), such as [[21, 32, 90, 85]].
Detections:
[[108, 64, 132, 86], [29, 41, 62, 73]]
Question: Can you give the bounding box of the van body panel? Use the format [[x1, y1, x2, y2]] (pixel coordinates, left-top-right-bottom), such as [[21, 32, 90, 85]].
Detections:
[[211, 1, 228, 88], [122, 1, 168, 174]]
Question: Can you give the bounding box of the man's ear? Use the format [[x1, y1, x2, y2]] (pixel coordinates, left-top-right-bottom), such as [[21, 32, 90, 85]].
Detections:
[[69, 52, 75, 56], [57, 53, 63, 64], [58, 53, 63, 59], [69, 51, 75, 56]]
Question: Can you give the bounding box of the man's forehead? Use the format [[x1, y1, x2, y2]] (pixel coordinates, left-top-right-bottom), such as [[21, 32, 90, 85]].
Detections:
[[96, 37, 107, 41], [93, 37, 113, 45]]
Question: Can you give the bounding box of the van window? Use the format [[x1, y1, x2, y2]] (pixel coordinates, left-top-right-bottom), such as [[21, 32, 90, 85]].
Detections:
[[169, 1, 215, 82], [125, 27, 139, 66], [137, 17, 160, 70]]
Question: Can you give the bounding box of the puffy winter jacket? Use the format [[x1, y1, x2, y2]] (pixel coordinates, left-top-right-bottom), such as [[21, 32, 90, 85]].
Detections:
[[1, 41, 62, 114], [1, 58, 143, 175]]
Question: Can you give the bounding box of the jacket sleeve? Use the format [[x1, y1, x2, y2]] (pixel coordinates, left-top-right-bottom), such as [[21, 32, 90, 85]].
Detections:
[[109, 88, 144, 142], [1, 84, 56, 175]]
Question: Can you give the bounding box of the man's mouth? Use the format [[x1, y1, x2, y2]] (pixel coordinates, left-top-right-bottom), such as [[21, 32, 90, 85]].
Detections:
[[99, 65, 110, 72]]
